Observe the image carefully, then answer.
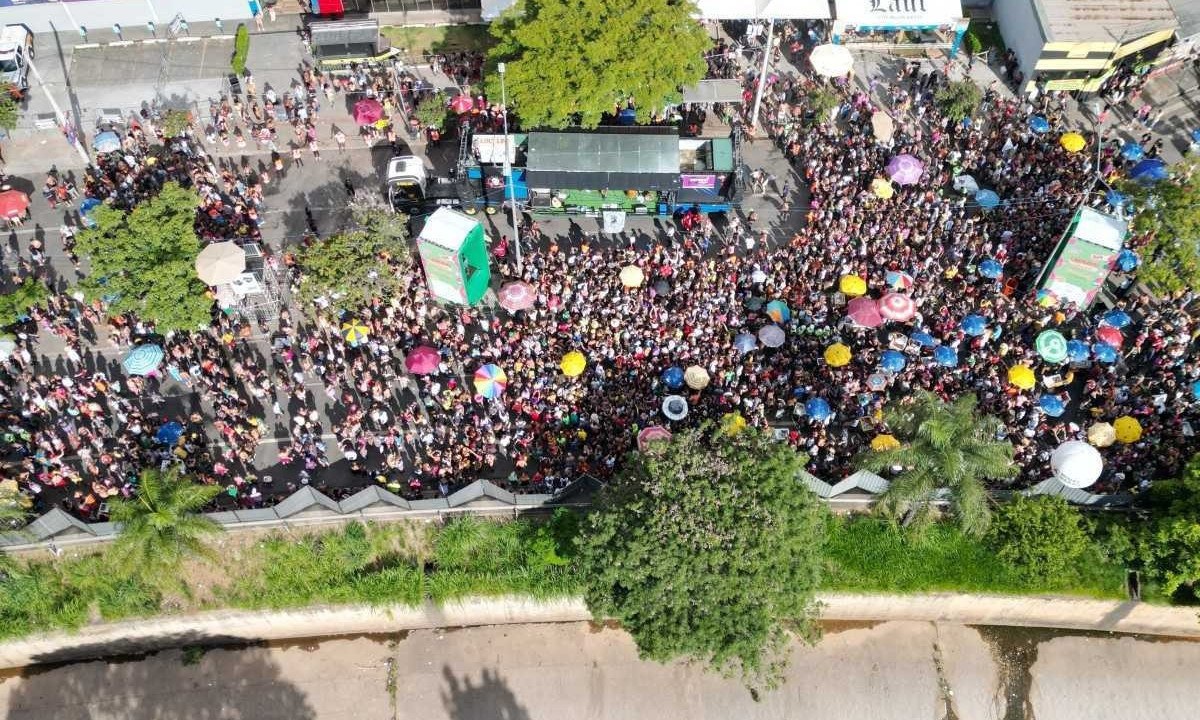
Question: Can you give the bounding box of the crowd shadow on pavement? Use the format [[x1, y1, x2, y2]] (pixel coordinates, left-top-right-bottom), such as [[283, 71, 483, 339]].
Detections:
[[440, 665, 532, 720]]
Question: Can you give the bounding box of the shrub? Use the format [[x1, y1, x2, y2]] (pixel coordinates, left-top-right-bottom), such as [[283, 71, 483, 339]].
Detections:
[[987, 496, 1091, 584], [231, 24, 250, 76]]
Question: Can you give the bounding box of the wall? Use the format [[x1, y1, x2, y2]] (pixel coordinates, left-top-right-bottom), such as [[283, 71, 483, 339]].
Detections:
[[990, 0, 1044, 94], [0, 0, 253, 34]]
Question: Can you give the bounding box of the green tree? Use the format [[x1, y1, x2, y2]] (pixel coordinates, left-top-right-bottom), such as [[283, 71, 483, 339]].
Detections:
[[296, 191, 412, 317], [413, 91, 449, 132], [1119, 156, 1200, 295], [107, 468, 222, 586], [987, 495, 1090, 583], [805, 87, 840, 126], [160, 109, 192, 138], [1123, 453, 1200, 599], [486, 0, 711, 129], [935, 80, 982, 122], [0, 485, 28, 531], [858, 392, 1016, 537], [0, 277, 49, 325], [75, 182, 212, 331], [578, 426, 826, 689], [0, 83, 18, 131], [231, 24, 250, 76]]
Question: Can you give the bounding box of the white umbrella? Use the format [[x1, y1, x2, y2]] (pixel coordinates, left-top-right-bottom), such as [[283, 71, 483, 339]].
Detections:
[[871, 111, 894, 142], [0, 337, 16, 360], [809, 44, 854, 78], [195, 241, 246, 286], [662, 395, 689, 421], [953, 174, 980, 194], [1050, 440, 1103, 489]]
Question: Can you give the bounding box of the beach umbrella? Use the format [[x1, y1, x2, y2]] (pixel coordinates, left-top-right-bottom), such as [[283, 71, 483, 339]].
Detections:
[[684, 365, 711, 390], [449, 94, 474, 114], [155, 421, 184, 446], [1193, 379, 1200, 400], [1066, 339, 1090, 364], [662, 395, 689, 421], [353, 98, 384, 125], [878, 292, 915, 322], [79, 197, 102, 228], [953, 174, 980, 195], [1120, 143, 1145, 161], [960, 314, 988, 337], [92, 131, 122, 153], [194, 241, 246, 286], [1193, 128, 1200, 144], [910, 331, 936, 348], [404, 345, 441, 375], [766, 299, 791, 323], [1088, 422, 1117, 448], [1038, 394, 1066, 417], [1094, 343, 1120, 363], [870, 178, 894, 199], [839, 274, 867, 297], [846, 296, 883, 328], [758, 324, 785, 347], [1114, 416, 1142, 444], [720, 412, 748, 435], [974, 189, 1001, 210], [978, 258, 1003, 279], [1035, 329, 1068, 363], [560, 351, 586, 377], [619, 265, 645, 288], [809, 43, 854, 77], [0, 189, 30, 220], [473, 364, 508, 399], [498, 281, 536, 311], [1101, 309, 1132, 329], [866, 373, 888, 391], [886, 154, 924, 185], [1051, 440, 1103, 489], [1028, 115, 1050, 133], [871, 434, 900, 451], [1116, 249, 1139, 272], [871, 111, 895, 142], [1106, 190, 1128, 209], [1036, 289, 1059, 307], [1007, 365, 1036, 390], [661, 366, 685, 389], [1095, 325, 1123, 348], [733, 332, 758, 354], [1059, 132, 1086, 153], [880, 349, 906, 372], [805, 398, 833, 422], [1130, 158, 1168, 184], [342, 321, 370, 345], [637, 426, 672, 451], [886, 270, 914, 290], [122, 344, 164, 376], [934, 346, 958, 367], [824, 343, 852, 367]]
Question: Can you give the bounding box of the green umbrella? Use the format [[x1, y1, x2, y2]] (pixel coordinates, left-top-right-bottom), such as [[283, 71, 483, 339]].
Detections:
[[1036, 330, 1068, 363]]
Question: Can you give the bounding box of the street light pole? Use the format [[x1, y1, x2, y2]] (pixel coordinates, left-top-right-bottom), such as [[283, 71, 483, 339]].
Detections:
[[497, 62, 522, 275], [750, 19, 774, 131]]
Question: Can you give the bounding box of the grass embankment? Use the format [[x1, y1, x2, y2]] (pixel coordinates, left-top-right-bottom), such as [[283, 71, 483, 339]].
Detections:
[[380, 24, 494, 60]]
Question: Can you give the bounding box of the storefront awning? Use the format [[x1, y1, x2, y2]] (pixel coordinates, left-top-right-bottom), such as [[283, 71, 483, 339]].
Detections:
[[681, 79, 745, 104], [693, 0, 832, 20], [834, 0, 963, 28]]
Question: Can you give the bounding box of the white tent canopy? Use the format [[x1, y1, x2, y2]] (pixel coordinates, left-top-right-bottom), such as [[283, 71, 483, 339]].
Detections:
[[1050, 440, 1104, 489], [693, 0, 832, 19], [681, 79, 746, 104]]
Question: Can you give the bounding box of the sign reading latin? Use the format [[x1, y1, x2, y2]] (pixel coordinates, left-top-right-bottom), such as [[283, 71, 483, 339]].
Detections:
[[835, 0, 963, 28]]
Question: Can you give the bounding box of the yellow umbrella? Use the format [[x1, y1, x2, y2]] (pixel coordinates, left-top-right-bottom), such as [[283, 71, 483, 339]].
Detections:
[[1060, 132, 1086, 153], [341, 321, 370, 344], [1113, 415, 1142, 443], [839, 274, 867, 297], [560, 351, 586, 377], [870, 178, 894, 199], [1087, 422, 1116, 448], [684, 365, 711, 390], [871, 434, 900, 451], [824, 343, 852, 367], [619, 265, 645, 288], [720, 412, 748, 435], [1007, 364, 1035, 390]]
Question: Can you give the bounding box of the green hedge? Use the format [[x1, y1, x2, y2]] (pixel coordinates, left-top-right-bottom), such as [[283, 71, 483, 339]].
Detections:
[[231, 24, 250, 76]]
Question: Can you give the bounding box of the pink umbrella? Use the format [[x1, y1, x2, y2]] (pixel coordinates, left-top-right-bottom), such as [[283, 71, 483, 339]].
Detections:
[[498, 281, 536, 312], [353, 98, 384, 125], [450, 94, 474, 114], [886, 154, 924, 186], [878, 293, 915, 322], [404, 345, 441, 375], [637, 426, 672, 451], [1095, 325, 1123, 348], [846, 296, 883, 328]]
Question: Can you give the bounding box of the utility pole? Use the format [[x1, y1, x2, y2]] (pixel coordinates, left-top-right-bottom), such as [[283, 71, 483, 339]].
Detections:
[[497, 62, 522, 274], [750, 19, 774, 131], [26, 58, 90, 165]]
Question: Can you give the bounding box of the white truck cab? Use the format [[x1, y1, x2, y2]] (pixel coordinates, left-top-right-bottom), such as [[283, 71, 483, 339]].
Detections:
[[0, 24, 33, 97]]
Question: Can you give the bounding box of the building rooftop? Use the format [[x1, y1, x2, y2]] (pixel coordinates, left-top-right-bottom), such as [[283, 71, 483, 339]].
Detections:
[[1034, 0, 1178, 43]]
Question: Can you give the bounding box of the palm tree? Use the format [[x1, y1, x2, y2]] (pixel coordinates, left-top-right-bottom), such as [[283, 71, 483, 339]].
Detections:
[[857, 392, 1016, 536], [108, 468, 223, 585]]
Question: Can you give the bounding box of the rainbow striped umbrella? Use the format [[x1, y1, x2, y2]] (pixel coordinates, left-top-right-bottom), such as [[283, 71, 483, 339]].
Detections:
[[473, 364, 508, 399]]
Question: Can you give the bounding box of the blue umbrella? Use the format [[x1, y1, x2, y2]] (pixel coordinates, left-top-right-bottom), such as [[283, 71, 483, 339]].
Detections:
[[1028, 115, 1050, 134], [960, 314, 988, 337], [661, 366, 685, 389], [934, 345, 959, 367], [978, 258, 1003, 279], [733, 332, 758, 354], [1130, 158, 1168, 184], [92, 131, 121, 153], [155, 421, 184, 446], [1101, 309, 1132, 329], [765, 299, 791, 324], [1093, 342, 1119, 364], [1105, 190, 1127, 208], [1120, 143, 1145, 161], [881, 350, 906, 372], [1038, 395, 1066, 417], [122, 344, 164, 376], [1117, 249, 1139, 272], [1066, 340, 1090, 363], [1192, 379, 1200, 400], [974, 189, 1001, 210], [910, 331, 936, 348], [1193, 128, 1200, 144], [79, 197, 102, 228], [805, 397, 833, 422]]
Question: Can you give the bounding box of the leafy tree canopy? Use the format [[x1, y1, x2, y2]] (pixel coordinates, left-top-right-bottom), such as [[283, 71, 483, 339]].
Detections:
[[1120, 156, 1200, 296], [75, 182, 212, 331], [486, 0, 711, 129], [160, 109, 192, 138], [987, 495, 1090, 583], [0, 277, 49, 326], [413, 91, 450, 132], [935, 80, 982, 122], [578, 425, 826, 689]]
